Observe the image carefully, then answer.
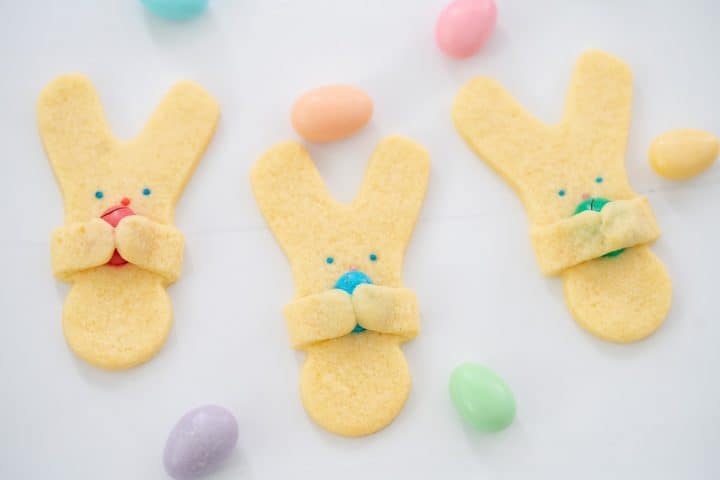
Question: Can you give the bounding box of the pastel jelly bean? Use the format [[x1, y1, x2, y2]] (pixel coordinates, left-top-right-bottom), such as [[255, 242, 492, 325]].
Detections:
[[449, 363, 515, 432], [649, 129, 719, 180], [164, 405, 238, 480], [573, 197, 624, 257], [141, 0, 208, 21], [291, 85, 373, 143], [335, 271, 373, 332], [334, 270, 373, 295], [435, 0, 497, 59], [106, 250, 127, 266], [101, 205, 135, 266]]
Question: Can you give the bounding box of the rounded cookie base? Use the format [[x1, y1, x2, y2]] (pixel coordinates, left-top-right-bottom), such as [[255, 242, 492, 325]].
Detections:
[[300, 332, 411, 437], [563, 245, 671, 343]]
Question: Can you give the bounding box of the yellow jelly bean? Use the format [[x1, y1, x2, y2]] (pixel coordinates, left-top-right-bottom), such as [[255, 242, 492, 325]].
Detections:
[[649, 129, 719, 180]]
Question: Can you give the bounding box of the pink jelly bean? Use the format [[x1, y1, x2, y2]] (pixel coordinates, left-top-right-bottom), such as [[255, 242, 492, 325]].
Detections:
[[101, 204, 135, 266], [435, 0, 497, 59], [106, 251, 125, 266], [101, 205, 134, 228]]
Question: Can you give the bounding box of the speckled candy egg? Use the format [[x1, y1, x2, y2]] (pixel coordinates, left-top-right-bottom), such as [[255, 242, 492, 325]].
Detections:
[[449, 363, 515, 432], [141, 0, 208, 21], [163, 405, 238, 480]]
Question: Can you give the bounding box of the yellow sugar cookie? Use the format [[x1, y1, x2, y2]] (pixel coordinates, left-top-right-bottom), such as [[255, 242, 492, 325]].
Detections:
[[563, 246, 671, 343], [301, 333, 411, 437], [38, 74, 219, 369], [453, 50, 672, 342], [251, 137, 430, 436], [62, 266, 173, 369]]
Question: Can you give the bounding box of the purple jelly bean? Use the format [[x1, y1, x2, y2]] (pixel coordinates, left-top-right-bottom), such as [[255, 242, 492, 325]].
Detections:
[[163, 405, 238, 480]]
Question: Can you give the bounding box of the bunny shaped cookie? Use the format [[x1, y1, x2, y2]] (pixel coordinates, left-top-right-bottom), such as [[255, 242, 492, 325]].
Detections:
[[453, 50, 672, 343], [251, 137, 430, 436], [38, 75, 219, 369]]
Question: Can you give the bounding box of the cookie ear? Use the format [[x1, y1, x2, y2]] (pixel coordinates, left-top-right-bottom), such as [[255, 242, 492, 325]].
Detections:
[[37, 74, 116, 197], [562, 50, 633, 161], [453, 76, 549, 182], [251, 142, 334, 256], [133, 81, 220, 200], [355, 136, 430, 245]]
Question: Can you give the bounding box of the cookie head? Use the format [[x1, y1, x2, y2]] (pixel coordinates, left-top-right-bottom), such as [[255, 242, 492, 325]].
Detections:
[[38, 74, 220, 224], [251, 137, 430, 297], [63, 157, 187, 224], [545, 172, 633, 221], [453, 50, 636, 225], [304, 220, 407, 295]]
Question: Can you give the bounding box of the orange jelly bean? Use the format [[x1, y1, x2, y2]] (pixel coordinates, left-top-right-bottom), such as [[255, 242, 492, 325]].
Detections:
[[291, 85, 373, 143]]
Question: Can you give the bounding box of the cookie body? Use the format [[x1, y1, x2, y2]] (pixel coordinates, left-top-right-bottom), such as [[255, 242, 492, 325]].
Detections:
[[63, 267, 172, 369], [38, 75, 219, 368], [252, 137, 429, 435], [301, 333, 410, 437], [453, 50, 672, 342], [563, 245, 671, 342]]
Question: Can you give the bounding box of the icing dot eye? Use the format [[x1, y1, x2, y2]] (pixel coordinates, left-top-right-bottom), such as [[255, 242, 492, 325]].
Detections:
[[595, 176, 603, 183], [326, 257, 334, 264], [369, 253, 378, 262], [558, 189, 566, 197], [142, 187, 152, 196], [95, 191, 104, 199]]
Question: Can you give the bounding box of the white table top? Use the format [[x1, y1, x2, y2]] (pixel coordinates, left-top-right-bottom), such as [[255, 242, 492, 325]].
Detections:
[[1, 1, 719, 478]]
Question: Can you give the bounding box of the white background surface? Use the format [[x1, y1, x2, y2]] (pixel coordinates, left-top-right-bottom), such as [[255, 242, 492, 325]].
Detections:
[[1, 1, 719, 479]]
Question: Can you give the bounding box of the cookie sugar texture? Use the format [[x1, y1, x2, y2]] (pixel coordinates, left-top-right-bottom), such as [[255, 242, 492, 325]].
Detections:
[[251, 137, 430, 436], [38, 75, 219, 369], [453, 50, 671, 342]]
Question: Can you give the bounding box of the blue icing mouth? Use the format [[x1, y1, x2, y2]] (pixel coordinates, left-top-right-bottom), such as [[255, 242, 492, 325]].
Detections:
[[334, 271, 373, 333]]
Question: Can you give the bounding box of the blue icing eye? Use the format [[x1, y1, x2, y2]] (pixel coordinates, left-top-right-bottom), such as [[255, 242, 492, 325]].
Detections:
[[558, 189, 566, 197], [369, 253, 378, 262], [95, 191, 104, 199], [142, 187, 152, 196], [595, 177, 603, 183], [326, 257, 334, 264]]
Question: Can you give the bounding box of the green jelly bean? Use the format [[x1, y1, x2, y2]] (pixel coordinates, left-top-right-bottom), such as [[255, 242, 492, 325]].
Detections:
[[449, 363, 516, 432], [573, 197, 611, 214], [573, 197, 624, 257]]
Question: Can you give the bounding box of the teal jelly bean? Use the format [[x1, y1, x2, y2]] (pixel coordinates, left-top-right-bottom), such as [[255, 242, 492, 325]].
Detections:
[[141, 0, 208, 21], [573, 197, 624, 257], [334, 270, 372, 295], [334, 271, 372, 333], [449, 363, 516, 432]]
